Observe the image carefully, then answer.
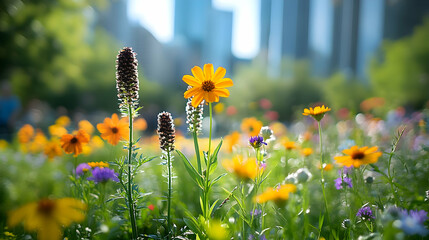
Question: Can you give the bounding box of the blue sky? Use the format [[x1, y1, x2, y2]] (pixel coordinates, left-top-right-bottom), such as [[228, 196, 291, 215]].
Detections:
[[128, 0, 260, 59]]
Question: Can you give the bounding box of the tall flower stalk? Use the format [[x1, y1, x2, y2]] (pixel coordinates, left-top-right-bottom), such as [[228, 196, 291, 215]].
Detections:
[[157, 111, 176, 239], [116, 47, 139, 239], [178, 64, 233, 238], [303, 105, 331, 226]]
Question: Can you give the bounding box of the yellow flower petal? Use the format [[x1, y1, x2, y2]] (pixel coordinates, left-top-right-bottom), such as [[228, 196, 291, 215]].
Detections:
[[204, 63, 214, 80], [213, 67, 226, 82], [183, 75, 201, 87], [191, 66, 205, 81], [215, 78, 233, 88]]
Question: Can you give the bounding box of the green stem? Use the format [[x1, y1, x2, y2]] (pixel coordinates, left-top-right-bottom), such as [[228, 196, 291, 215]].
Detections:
[[127, 105, 138, 239], [318, 121, 330, 226], [167, 150, 172, 239], [192, 130, 202, 174], [203, 103, 213, 219]]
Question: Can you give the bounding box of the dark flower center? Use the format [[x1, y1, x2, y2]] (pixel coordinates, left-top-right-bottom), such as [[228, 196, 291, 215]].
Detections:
[[70, 137, 78, 144], [37, 199, 55, 216], [201, 80, 215, 92], [111, 127, 119, 133], [351, 151, 365, 160]]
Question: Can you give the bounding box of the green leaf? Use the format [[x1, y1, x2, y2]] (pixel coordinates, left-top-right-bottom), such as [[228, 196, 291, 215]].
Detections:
[[210, 140, 223, 165], [369, 164, 388, 178], [208, 200, 219, 217], [318, 213, 324, 230], [210, 173, 227, 187], [176, 150, 204, 188]]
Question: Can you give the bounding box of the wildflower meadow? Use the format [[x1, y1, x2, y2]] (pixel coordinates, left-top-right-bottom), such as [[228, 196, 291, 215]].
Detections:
[[1, 47, 429, 240]]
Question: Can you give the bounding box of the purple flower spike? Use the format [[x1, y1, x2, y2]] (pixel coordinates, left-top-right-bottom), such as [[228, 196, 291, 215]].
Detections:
[[88, 167, 119, 184], [356, 206, 375, 221], [249, 136, 267, 149], [335, 177, 353, 190], [76, 163, 91, 176]]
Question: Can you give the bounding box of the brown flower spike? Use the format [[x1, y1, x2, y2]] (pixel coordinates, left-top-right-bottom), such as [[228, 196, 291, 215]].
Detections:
[[116, 47, 139, 109], [157, 112, 176, 152]]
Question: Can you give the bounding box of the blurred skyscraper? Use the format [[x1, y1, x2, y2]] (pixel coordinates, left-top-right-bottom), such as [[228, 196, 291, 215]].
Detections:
[[97, 0, 429, 83], [173, 0, 233, 75], [260, 0, 429, 79]]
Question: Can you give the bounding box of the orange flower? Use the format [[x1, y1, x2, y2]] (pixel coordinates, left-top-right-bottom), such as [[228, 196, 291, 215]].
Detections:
[[183, 64, 233, 107], [28, 130, 48, 154], [283, 141, 297, 150], [87, 161, 109, 168], [334, 146, 382, 168], [48, 125, 67, 138], [222, 156, 259, 180], [60, 130, 90, 157], [78, 120, 94, 135], [303, 105, 331, 121], [44, 140, 63, 161], [255, 184, 297, 206], [224, 131, 240, 153], [241, 117, 263, 136], [301, 148, 313, 157], [134, 118, 147, 131], [18, 124, 34, 143], [96, 113, 129, 145], [318, 163, 333, 171], [55, 116, 71, 127]]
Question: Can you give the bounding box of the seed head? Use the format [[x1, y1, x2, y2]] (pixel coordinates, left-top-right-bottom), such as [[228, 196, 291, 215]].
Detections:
[[116, 47, 139, 110], [157, 111, 175, 151]]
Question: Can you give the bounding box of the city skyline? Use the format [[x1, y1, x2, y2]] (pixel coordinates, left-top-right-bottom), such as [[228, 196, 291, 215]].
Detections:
[[128, 0, 260, 59]]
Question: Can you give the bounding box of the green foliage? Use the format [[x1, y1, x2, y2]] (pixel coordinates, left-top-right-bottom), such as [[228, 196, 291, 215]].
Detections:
[[229, 61, 323, 122], [322, 72, 370, 113], [370, 18, 429, 109]]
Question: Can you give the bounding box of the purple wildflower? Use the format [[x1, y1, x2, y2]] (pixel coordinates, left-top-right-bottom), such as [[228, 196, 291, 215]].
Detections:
[[249, 136, 267, 149], [251, 209, 262, 216], [397, 209, 428, 236], [338, 166, 353, 176], [356, 206, 375, 221], [334, 177, 353, 190], [76, 163, 91, 176], [88, 167, 119, 184]]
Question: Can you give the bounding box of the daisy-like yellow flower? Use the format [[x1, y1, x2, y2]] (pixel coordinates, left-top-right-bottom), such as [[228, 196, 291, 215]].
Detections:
[[18, 124, 34, 144], [55, 116, 71, 127], [44, 140, 63, 161], [301, 147, 313, 157], [283, 141, 297, 150], [183, 64, 233, 107], [222, 156, 259, 180], [0, 139, 8, 150], [48, 125, 67, 138], [255, 184, 297, 206], [224, 131, 240, 153], [318, 163, 333, 171], [28, 130, 48, 154], [97, 113, 129, 146], [303, 105, 331, 121], [334, 146, 382, 168], [241, 117, 263, 136], [78, 120, 94, 135], [87, 161, 109, 168], [8, 198, 86, 240], [60, 130, 90, 157]]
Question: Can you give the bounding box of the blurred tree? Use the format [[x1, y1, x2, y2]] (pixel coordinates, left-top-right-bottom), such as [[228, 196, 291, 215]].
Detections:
[[370, 18, 429, 109], [0, 0, 158, 113], [322, 72, 370, 114], [228, 60, 322, 122]]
